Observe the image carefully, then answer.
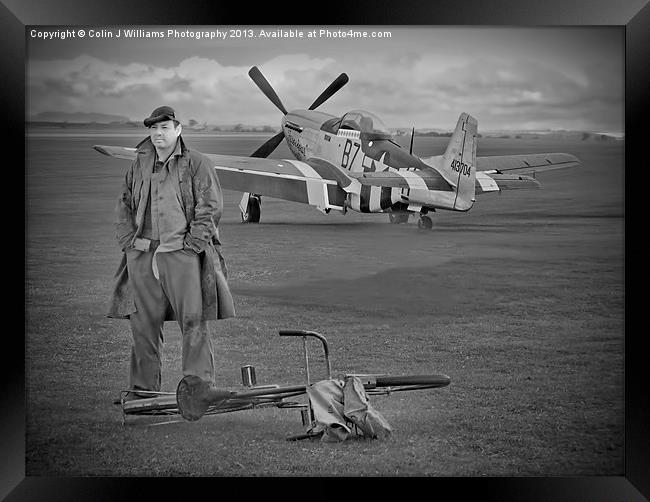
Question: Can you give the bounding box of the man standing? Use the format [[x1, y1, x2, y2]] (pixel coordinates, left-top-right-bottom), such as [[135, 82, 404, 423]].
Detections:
[[108, 106, 235, 402]]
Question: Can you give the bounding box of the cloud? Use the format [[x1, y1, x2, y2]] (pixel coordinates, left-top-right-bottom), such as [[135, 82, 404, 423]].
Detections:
[[341, 54, 623, 131], [27, 53, 340, 125], [27, 49, 623, 132]]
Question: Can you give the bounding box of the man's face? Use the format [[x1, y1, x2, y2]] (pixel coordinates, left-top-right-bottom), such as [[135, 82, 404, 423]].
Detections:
[[149, 120, 181, 149]]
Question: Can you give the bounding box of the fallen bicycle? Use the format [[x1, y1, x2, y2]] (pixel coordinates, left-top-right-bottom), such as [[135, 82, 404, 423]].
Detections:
[[118, 330, 451, 441]]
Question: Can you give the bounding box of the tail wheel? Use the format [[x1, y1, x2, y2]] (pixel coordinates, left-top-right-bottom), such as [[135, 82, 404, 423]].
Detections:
[[242, 195, 261, 223], [389, 212, 409, 224], [417, 215, 433, 230]]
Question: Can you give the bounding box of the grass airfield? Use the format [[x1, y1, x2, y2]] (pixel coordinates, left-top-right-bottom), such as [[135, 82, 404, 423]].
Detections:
[[25, 129, 624, 476]]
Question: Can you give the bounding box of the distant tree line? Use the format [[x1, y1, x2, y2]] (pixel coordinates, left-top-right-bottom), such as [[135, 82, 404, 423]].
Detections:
[[415, 131, 453, 137], [212, 124, 277, 132], [415, 131, 483, 138], [582, 132, 609, 141]]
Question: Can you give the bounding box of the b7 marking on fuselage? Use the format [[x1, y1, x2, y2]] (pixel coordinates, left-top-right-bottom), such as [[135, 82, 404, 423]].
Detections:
[[341, 139, 360, 170]]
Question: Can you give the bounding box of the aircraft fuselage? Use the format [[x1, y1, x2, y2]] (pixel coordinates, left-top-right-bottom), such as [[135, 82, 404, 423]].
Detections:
[[281, 109, 430, 171], [279, 109, 459, 214]]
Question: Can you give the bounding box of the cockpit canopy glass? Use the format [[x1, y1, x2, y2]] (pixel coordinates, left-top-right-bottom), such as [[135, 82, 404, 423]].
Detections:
[[337, 109, 392, 140]]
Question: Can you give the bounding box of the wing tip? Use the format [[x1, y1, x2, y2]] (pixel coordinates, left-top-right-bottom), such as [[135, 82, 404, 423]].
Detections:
[[92, 145, 138, 160], [568, 154, 582, 166], [556, 152, 581, 166]]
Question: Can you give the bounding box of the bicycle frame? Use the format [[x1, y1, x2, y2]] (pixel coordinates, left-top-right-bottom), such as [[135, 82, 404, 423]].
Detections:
[[120, 330, 451, 438]]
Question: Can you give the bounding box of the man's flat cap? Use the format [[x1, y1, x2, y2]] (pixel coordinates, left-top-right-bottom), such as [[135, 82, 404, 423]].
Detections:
[[144, 105, 179, 127]]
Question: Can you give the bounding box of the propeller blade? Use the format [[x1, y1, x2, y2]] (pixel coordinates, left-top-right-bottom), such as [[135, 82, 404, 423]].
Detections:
[[308, 73, 349, 110], [251, 131, 285, 158], [248, 66, 288, 115], [409, 127, 415, 155]]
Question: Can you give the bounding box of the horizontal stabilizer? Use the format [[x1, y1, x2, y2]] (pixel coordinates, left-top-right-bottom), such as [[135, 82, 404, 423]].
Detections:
[[475, 172, 541, 193]]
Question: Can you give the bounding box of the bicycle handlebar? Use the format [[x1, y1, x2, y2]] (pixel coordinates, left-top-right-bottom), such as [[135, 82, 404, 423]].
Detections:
[[278, 330, 331, 381], [279, 329, 326, 339]]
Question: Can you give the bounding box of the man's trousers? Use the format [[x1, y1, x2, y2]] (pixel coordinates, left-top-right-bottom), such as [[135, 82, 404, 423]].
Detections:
[[125, 248, 215, 392]]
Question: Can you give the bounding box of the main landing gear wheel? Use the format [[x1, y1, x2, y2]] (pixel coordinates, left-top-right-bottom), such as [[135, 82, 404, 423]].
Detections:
[[389, 212, 409, 224], [418, 215, 433, 230], [241, 195, 261, 223]]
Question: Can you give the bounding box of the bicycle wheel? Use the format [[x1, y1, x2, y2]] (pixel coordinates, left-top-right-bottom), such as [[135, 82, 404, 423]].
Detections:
[[349, 373, 450, 396]]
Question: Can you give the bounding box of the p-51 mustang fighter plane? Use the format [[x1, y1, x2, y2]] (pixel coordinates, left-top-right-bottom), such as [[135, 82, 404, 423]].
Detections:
[[94, 66, 581, 229]]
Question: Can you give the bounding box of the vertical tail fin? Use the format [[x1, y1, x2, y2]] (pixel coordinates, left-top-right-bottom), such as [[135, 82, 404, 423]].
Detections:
[[440, 113, 478, 211]]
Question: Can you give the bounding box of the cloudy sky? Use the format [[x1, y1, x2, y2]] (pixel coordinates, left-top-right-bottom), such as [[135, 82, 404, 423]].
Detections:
[[27, 26, 623, 132]]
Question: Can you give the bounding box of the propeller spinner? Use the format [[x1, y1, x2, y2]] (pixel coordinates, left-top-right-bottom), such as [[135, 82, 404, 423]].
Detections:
[[248, 66, 349, 158]]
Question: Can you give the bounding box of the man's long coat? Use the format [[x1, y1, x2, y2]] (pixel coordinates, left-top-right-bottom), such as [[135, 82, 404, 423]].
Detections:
[[107, 136, 236, 321]]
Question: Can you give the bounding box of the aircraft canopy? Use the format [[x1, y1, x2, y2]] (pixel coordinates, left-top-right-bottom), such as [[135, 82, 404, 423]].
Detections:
[[320, 109, 393, 140], [339, 109, 392, 140]]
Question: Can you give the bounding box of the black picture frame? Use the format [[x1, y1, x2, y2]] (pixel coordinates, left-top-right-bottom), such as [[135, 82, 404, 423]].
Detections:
[[10, 0, 644, 499]]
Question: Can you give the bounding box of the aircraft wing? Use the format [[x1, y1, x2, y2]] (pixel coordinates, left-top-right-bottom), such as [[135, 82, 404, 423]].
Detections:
[[476, 153, 581, 175], [93, 145, 348, 211], [473, 152, 580, 193], [351, 166, 542, 194], [204, 154, 349, 210]]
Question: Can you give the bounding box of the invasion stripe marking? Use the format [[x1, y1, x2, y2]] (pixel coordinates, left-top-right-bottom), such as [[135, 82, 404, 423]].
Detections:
[[360, 185, 372, 212], [369, 185, 382, 211], [303, 159, 340, 181], [380, 186, 393, 209], [213, 165, 337, 184], [357, 170, 453, 191], [288, 160, 336, 208], [287, 160, 324, 180], [304, 157, 361, 192], [394, 169, 430, 191], [326, 184, 346, 209], [215, 166, 345, 211]]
